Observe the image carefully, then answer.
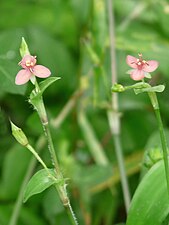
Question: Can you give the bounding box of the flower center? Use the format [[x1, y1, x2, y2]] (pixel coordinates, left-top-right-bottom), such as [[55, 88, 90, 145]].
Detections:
[[136, 53, 149, 69], [25, 60, 35, 67]]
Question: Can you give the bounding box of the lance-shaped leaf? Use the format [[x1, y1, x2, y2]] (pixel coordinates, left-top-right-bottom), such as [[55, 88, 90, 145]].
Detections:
[[134, 84, 165, 95], [126, 160, 169, 225], [30, 77, 60, 101], [23, 169, 61, 203], [39, 77, 61, 94]]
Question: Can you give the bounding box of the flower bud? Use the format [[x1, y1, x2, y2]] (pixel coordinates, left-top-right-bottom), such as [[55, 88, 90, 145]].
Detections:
[[10, 121, 29, 146], [111, 83, 125, 92], [19, 37, 30, 58]]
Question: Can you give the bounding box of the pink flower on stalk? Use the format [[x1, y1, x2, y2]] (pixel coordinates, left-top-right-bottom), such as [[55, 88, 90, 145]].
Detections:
[[15, 55, 51, 85], [126, 53, 159, 81]]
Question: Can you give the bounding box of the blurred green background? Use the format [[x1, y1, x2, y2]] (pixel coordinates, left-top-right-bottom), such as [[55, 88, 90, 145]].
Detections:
[[1, 0, 169, 224]]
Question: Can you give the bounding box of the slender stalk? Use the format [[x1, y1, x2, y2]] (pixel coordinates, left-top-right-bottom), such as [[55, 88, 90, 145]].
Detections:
[[26, 144, 48, 170], [148, 92, 169, 196], [35, 97, 60, 174], [9, 90, 82, 225], [33, 90, 78, 225], [107, 0, 131, 212]]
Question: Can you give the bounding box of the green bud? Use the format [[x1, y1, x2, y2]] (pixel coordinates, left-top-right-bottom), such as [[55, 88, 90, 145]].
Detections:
[[111, 83, 125, 92], [10, 121, 29, 146], [20, 37, 30, 58]]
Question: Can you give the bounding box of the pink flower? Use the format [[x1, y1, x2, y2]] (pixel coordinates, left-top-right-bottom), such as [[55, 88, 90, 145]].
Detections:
[[15, 55, 51, 85], [126, 53, 159, 81]]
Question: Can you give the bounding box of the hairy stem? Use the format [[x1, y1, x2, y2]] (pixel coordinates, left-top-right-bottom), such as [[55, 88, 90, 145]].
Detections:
[[32, 84, 78, 225]]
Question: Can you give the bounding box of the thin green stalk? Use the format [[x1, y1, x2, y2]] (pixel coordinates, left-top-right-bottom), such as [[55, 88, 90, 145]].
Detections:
[[35, 97, 60, 174], [26, 144, 49, 171], [107, 0, 131, 212], [33, 89, 78, 225], [148, 92, 169, 196], [9, 90, 82, 225]]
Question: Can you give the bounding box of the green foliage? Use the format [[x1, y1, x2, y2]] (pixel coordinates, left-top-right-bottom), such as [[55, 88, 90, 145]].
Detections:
[[1, 0, 169, 224], [126, 160, 169, 225], [134, 84, 165, 95], [23, 169, 57, 203]]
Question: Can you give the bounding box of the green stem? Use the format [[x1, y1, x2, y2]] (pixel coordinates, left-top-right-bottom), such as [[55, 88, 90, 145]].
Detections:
[[31, 83, 78, 225], [26, 144, 48, 171], [148, 92, 169, 196], [43, 117, 61, 175]]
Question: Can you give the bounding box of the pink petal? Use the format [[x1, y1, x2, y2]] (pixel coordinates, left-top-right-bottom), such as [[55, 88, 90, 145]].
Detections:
[[15, 69, 32, 85], [32, 65, 51, 78], [130, 69, 145, 81], [143, 60, 159, 72], [126, 55, 138, 69]]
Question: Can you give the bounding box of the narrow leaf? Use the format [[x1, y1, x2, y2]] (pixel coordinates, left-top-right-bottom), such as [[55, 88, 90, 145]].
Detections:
[[30, 77, 60, 101], [134, 85, 165, 94], [39, 77, 61, 94], [126, 160, 169, 225], [23, 169, 57, 202]]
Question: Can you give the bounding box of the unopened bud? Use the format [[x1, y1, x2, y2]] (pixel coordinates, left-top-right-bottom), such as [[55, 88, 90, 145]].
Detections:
[[111, 83, 125, 92], [10, 121, 29, 146], [20, 37, 30, 58]]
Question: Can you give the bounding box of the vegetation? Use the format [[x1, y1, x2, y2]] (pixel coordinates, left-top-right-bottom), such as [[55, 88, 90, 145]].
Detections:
[[0, 0, 169, 224]]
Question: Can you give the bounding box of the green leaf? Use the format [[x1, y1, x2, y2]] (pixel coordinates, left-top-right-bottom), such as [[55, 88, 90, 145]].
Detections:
[[30, 77, 60, 101], [23, 169, 57, 203], [126, 160, 169, 225], [39, 77, 61, 95], [134, 85, 165, 94]]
